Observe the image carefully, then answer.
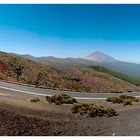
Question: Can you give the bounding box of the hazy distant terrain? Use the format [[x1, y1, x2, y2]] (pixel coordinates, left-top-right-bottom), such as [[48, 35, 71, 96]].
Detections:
[[21, 52, 140, 78]]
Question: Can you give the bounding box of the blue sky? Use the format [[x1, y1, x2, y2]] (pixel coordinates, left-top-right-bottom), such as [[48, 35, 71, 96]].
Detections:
[[0, 4, 140, 63]]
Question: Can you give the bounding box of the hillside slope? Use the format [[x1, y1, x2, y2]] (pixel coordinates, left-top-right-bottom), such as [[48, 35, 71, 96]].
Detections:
[[0, 51, 89, 92], [0, 51, 139, 93], [58, 65, 140, 93], [90, 65, 140, 86], [21, 52, 140, 78], [99, 61, 140, 78]]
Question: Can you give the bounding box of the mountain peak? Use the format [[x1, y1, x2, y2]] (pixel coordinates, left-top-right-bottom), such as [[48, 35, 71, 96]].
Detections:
[[85, 51, 118, 63]]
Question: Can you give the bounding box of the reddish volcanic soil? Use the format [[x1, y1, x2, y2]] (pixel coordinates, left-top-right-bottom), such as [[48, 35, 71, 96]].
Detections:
[[0, 60, 9, 71]]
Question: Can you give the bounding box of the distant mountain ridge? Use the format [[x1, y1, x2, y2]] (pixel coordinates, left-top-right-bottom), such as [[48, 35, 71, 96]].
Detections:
[[21, 54, 94, 67], [21, 51, 140, 78]]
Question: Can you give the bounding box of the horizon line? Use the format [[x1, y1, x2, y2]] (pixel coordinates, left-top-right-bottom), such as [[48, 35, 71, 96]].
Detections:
[[1, 50, 140, 65]]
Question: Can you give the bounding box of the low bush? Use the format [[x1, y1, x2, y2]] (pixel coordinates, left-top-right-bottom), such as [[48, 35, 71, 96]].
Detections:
[[71, 103, 118, 117], [28, 97, 40, 103], [106, 96, 122, 104], [45, 94, 77, 105], [119, 95, 135, 100], [134, 98, 139, 102], [123, 99, 132, 106], [106, 95, 139, 106]]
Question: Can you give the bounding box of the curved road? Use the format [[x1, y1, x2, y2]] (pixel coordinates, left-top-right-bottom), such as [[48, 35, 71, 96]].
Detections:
[[0, 81, 140, 100]]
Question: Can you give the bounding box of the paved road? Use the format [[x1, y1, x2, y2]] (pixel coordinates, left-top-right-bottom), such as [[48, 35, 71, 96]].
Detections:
[[0, 81, 140, 100]]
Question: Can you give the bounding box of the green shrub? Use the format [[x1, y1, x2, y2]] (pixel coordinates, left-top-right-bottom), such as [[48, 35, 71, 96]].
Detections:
[[105, 107, 119, 117], [45, 96, 56, 103], [45, 94, 77, 105], [123, 99, 132, 106], [71, 103, 118, 118], [134, 98, 139, 102], [106, 95, 139, 106], [28, 97, 40, 103], [106, 97, 122, 104], [55, 100, 62, 105], [119, 95, 135, 100]]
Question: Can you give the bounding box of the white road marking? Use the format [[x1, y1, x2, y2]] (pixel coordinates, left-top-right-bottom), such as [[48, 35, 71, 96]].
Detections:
[[0, 85, 107, 100], [0, 84, 140, 100], [135, 96, 140, 98], [75, 97, 107, 100], [0, 85, 51, 96]]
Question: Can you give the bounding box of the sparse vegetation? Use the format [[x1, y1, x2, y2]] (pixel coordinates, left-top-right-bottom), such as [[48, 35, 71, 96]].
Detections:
[[45, 94, 77, 105], [28, 97, 40, 103], [71, 103, 119, 117], [0, 51, 140, 93], [106, 95, 139, 105], [123, 99, 132, 106], [91, 65, 140, 86], [106, 96, 122, 104]]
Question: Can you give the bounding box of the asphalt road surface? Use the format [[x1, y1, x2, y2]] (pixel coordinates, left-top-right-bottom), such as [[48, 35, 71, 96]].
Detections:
[[0, 81, 140, 99]]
